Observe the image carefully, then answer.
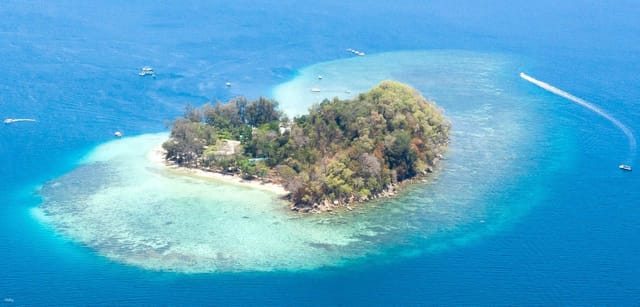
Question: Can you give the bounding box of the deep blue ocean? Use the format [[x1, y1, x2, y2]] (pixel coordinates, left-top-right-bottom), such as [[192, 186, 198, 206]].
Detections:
[[1, 0, 639, 305]]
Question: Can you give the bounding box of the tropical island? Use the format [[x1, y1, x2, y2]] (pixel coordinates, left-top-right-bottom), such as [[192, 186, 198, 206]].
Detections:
[[162, 81, 450, 212]]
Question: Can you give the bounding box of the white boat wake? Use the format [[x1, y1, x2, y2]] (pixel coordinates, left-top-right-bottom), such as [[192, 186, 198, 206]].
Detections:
[[4, 118, 37, 124], [520, 72, 636, 164]]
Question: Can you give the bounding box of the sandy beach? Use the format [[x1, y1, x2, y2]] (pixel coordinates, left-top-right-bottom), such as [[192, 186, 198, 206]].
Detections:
[[146, 143, 289, 196]]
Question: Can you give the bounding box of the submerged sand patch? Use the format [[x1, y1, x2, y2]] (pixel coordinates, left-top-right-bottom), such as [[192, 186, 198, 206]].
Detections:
[[35, 133, 375, 272], [34, 50, 553, 273]]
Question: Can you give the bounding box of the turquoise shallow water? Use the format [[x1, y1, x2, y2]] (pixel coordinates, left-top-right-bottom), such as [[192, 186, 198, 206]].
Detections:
[[35, 50, 569, 273], [2, 0, 639, 304]]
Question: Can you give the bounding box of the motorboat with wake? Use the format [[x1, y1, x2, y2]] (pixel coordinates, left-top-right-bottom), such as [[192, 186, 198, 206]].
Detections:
[[619, 164, 632, 171], [4, 118, 37, 124]]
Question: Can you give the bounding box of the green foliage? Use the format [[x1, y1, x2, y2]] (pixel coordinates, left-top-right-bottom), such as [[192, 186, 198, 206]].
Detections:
[[276, 81, 449, 206], [163, 118, 217, 167], [183, 102, 203, 123], [237, 158, 255, 179], [245, 97, 281, 127], [165, 81, 450, 207]]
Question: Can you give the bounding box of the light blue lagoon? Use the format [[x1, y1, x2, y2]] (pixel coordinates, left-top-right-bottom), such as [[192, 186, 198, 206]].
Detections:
[[1, 0, 639, 305], [35, 51, 566, 273]]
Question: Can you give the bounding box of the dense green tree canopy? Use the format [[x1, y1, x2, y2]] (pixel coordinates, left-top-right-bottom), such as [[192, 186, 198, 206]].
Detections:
[[164, 81, 450, 208]]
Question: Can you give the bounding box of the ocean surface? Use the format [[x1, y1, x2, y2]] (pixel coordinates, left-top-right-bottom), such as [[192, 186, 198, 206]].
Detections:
[[1, 0, 639, 305]]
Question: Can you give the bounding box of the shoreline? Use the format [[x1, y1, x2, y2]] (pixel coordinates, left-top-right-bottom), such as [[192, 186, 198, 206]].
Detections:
[[146, 143, 289, 196], [146, 141, 445, 213]]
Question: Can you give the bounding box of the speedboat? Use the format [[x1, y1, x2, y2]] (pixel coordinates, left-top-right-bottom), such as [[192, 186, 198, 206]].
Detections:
[[310, 88, 321, 92], [619, 164, 632, 171], [4, 118, 36, 124], [347, 48, 365, 56], [139, 66, 154, 76]]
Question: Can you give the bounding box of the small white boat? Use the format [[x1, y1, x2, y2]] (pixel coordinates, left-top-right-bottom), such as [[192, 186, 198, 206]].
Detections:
[[310, 88, 321, 92], [317, 75, 323, 80], [225, 82, 232, 87], [346, 48, 365, 56], [619, 164, 632, 171], [114, 131, 123, 137], [139, 66, 155, 76]]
